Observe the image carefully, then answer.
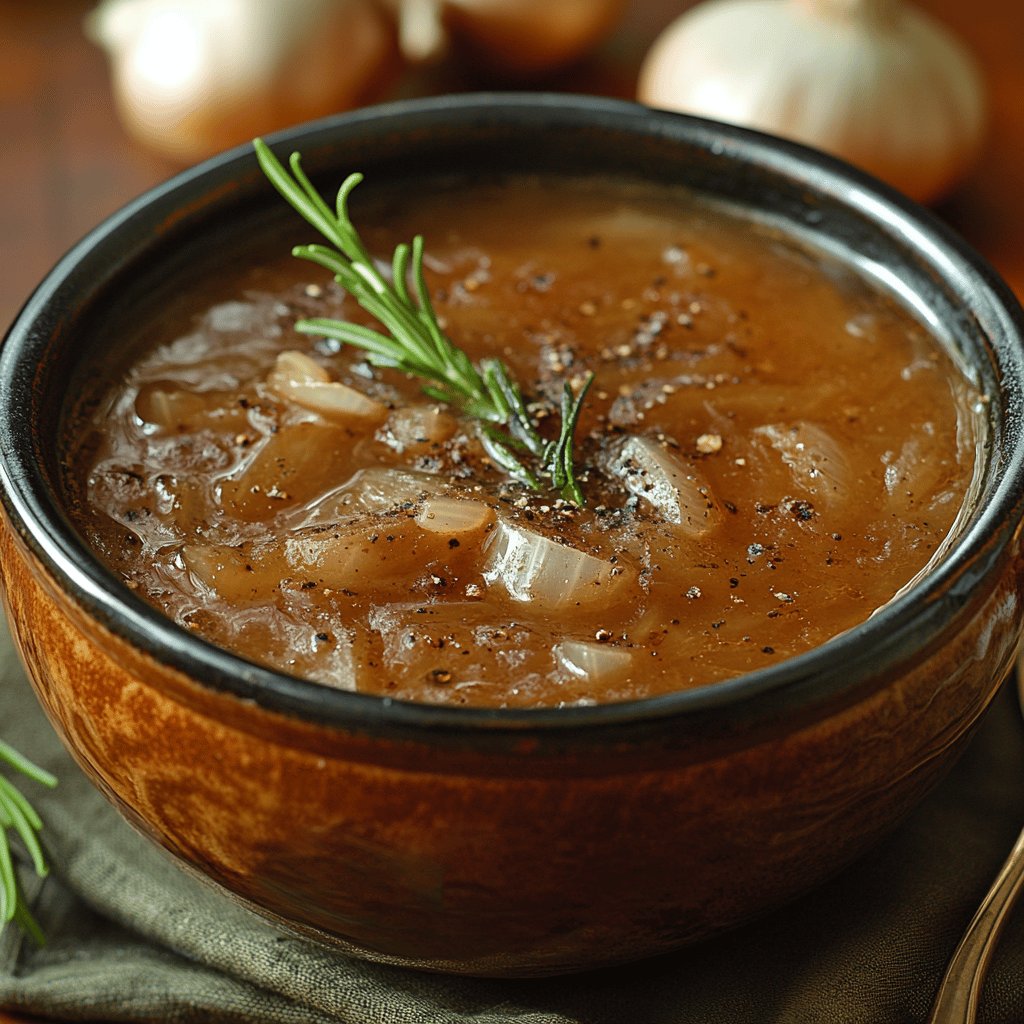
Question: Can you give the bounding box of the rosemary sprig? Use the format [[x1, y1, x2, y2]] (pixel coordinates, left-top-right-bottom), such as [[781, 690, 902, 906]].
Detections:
[[0, 740, 56, 943], [253, 138, 594, 504]]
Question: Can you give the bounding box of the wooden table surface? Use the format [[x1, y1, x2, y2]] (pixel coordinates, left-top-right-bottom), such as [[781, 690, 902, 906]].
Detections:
[[1, 1, 1022, 1021]]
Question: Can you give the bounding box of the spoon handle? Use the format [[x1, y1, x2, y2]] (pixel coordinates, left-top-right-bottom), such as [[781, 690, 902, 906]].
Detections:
[[928, 823, 1024, 1022]]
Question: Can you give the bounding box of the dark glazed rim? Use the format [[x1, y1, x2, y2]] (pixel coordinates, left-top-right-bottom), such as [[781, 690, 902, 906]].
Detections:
[[2, 93, 1024, 750]]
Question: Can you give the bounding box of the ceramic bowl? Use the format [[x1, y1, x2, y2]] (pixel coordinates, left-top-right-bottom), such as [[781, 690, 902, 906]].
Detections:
[[2, 94, 1024, 977]]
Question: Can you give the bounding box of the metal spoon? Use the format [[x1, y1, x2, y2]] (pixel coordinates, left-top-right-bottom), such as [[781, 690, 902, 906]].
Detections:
[[928, 662, 1024, 1022]]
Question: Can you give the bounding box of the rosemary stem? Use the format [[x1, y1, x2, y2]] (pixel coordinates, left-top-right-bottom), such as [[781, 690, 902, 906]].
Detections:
[[253, 138, 593, 502]]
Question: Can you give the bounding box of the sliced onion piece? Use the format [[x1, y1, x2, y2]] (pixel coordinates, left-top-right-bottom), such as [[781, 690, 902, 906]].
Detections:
[[218, 421, 359, 521], [482, 518, 627, 609], [134, 382, 248, 433], [342, 467, 443, 512], [753, 422, 852, 506], [268, 350, 331, 386], [268, 350, 386, 422], [381, 404, 457, 453], [882, 434, 957, 515], [290, 466, 445, 529], [284, 517, 482, 593], [613, 436, 720, 534], [135, 385, 206, 430], [554, 640, 633, 683], [284, 525, 401, 588], [416, 496, 493, 535], [182, 541, 288, 601], [277, 380, 387, 421]]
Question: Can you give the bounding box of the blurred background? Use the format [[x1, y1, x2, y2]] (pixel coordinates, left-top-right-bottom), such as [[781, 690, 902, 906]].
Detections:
[[0, 0, 1021, 357]]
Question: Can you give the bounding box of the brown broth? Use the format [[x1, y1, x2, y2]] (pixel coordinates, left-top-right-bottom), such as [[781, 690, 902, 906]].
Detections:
[[62, 176, 982, 708]]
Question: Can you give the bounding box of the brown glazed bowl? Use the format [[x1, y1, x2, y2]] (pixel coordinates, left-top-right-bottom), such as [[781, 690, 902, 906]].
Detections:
[[2, 94, 1024, 977]]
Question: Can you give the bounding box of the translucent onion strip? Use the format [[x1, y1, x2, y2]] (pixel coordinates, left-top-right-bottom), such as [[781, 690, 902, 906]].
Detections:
[[268, 350, 331, 385], [553, 640, 633, 683], [482, 518, 627, 609], [182, 543, 287, 601], [613, 436, 720, 534], [134, 385, 211, 430], [753, 421, 852, 506], [284, 526, 415, 587], [381, 404, 457, 452], [268, 350, 387, 421], [416, 496, 494, 535]]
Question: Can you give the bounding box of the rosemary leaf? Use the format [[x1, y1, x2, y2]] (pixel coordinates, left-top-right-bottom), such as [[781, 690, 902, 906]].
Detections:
[[0, 742, 56, 788], [0, 740, 56, 940]]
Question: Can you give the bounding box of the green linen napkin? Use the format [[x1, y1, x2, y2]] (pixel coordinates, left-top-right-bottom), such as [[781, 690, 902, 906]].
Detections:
[[3, 613, 1024, 1024]]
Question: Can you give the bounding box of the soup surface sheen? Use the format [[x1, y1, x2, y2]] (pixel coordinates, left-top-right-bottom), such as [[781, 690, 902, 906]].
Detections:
[[65, 177, 981, 707]]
